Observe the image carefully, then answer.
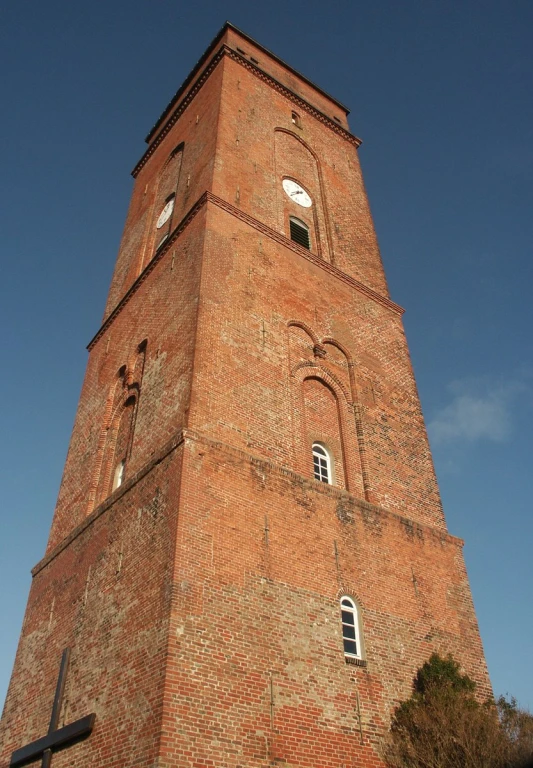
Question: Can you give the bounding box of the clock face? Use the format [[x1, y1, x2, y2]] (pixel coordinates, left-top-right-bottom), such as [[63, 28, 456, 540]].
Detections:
[[156, 197, 175, 229], [282, 179, 312, 208]]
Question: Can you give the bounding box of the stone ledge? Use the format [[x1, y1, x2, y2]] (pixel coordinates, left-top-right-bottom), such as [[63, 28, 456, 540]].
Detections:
[[33, 426, 462, 579], [89, 191, 403, 350], [183, 428, 461, 547], [32, 431, 186, 577]]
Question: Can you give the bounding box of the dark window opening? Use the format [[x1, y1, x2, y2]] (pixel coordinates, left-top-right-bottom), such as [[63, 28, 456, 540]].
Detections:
[[290, 218, 310, 249]]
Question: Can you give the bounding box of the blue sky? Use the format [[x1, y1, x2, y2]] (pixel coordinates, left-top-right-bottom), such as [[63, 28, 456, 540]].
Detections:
[[1, 1, 532, 712]]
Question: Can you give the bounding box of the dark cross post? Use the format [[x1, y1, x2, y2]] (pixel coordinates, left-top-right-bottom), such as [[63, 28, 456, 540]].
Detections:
[[10, 648, 96, 768]]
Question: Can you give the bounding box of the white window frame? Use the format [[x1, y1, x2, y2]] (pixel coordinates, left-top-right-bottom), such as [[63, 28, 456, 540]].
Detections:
[[340, 596, 363, 660], [312, 442, 332, 484]]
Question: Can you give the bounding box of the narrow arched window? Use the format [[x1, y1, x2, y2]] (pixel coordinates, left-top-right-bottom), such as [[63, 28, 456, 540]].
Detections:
[[291, 111, 301, 128], [112, 460, 125, 491], [289, 216, 310, 249], [312, 443, 332, 484], [340, 596, 362, 660]]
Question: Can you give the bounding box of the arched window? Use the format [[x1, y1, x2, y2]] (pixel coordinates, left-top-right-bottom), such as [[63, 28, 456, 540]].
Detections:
[[151, 143, 183, 260], [340, 596, 363, 660], [112, 459, 125, 491], [312, 442, 332, 484], [291, 110, 301, 128], [289, 216, 310, 249]]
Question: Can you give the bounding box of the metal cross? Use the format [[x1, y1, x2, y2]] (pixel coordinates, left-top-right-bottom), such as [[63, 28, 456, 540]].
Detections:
[[10, 648, 96, 767]]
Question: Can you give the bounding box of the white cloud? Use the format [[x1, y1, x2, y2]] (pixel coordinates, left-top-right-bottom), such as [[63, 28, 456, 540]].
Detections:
[[428, 377, 528, 445]]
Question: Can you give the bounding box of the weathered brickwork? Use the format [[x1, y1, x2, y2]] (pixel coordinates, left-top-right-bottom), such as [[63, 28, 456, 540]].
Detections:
[[105, 63, 223, 318], [1, 442, 183, 767], [48, 209, 206, 551], [1, 22, 490, 768]]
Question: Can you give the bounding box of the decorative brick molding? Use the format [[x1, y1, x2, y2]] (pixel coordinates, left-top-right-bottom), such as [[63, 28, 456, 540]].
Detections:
[[336, 586, 366, 607], [206, 192, 404, 315], [88, 192, 208, 349], [228, 49, 361, 147], [133, 44, 362, 177], [287, 319, 319, 346], [291, 359, 353, 405], [89, 191, 404, 350], [32, 426, 462, 579], [31, 430, 186, 577]]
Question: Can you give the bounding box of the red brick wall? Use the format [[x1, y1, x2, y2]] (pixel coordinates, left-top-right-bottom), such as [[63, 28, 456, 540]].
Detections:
[[303, 377, 347, 489], [0, 445, 183, 768], [159, 436, 490, 767], [188, 203, 443, 527], [211, 55, 388, 295], [1, 24, 490, 768], [48, 209, 205, 551], [1, 433, 489, 768], [103, 63, 223, 319]]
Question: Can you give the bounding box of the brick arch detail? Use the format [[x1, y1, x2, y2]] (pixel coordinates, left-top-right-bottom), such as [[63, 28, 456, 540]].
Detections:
[[290, 363, 364, 495], [137, 143, 185, 275], [321, 337, 372, 503], [287, 320, 319, 347], [97, 392, 138, 502], [287, 323, 372, 502], [335, 585, 365, 609], [292, 360, 352, 406], [107, 390, 137, 433], [321, 337, 353, 363], [86, 342, 147, 514], [321, 336, 360, 398], [274, 127, 335, 262]]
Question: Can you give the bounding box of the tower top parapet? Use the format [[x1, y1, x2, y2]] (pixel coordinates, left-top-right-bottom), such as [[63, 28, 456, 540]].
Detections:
[[144, 22, 351, 147]]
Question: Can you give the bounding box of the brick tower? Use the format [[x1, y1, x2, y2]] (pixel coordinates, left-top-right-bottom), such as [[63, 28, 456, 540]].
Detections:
[[1, 23, 490, 768]]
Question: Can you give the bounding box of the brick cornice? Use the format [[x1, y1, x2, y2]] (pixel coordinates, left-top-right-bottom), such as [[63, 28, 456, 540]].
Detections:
[[89, 191, 403, 350], [132, 45, 361, 177], [225, 47, 361, 147], [88, 192, 208, 350], [32, 430, 186, 577], [32, 427, 461, 578], [206, 192, 404, 315], [132, 48, 225, 177], [182, 429, 461, 548]]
